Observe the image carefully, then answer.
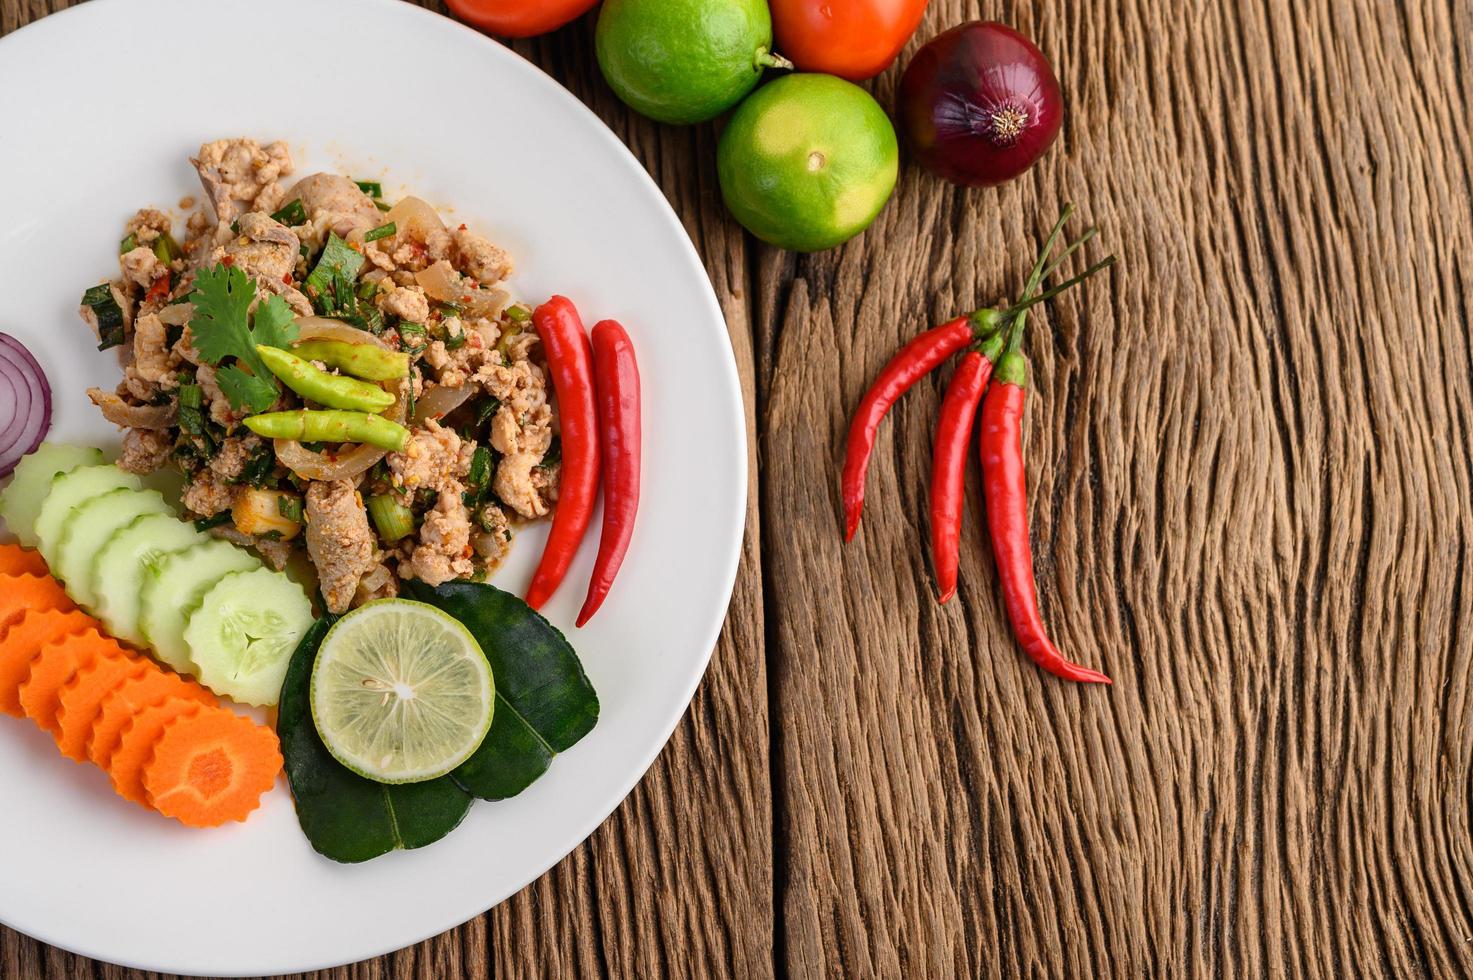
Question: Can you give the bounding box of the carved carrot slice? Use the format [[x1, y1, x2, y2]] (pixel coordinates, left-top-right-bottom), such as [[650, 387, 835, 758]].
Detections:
[[0, 608, 98, 717], [0, 573, 75, 634], [88, 670, 214, 768], [54, 655, 148, 762], [0, 543, 48, 577], [18, 628, 132, 737], [109, 698, 203, 805], [144, 707, 283, 826]]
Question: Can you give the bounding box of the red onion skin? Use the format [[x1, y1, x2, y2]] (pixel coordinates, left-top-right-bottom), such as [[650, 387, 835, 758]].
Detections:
[[0, 333, 51, 477], [898, 22, 1063, 187]]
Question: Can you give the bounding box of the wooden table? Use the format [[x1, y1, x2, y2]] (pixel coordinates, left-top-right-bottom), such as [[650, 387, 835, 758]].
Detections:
[[5, 0, 1472, 976]]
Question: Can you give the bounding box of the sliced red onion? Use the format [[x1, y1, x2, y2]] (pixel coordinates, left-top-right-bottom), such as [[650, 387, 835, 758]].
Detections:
[[0, 333, 52, 478]]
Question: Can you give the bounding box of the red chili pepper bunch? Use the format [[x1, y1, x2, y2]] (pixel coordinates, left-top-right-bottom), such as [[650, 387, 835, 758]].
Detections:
[[525, 295, 642, 626], [842, 206, 1115, 685]]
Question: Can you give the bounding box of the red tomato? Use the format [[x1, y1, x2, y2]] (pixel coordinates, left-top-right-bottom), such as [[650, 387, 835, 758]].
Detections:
[[446, 0, 599, 38], [770, 0, 931, 80]]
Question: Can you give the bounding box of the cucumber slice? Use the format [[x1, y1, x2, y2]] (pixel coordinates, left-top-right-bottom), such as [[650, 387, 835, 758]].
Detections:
[[55, 488, 172, 608], [92, 513, 208, 646], [139, 540, 259, 673], [0, 444, 106, 546], [187, 567, 314, 706], [33, 465, 143, 566]]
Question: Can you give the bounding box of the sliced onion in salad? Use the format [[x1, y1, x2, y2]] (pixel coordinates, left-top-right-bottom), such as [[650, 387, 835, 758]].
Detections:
[[414, 260, 464, 303], [0, 333, 51, 478], [462, 287, 511, 321], [383, 196, 444, 244], [412, 382, 472, 425], [294, 316, 393, 349]]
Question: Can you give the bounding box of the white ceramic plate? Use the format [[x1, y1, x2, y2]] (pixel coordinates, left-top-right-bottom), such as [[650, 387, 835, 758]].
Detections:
[[0, 0, 745, 974]]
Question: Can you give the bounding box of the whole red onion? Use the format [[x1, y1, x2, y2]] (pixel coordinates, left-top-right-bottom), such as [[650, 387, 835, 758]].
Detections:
[[898, 22, 1063, 187]]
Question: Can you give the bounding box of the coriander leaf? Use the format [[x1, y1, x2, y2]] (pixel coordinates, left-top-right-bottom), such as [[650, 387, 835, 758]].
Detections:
[[189, 264, 301, 412], [253, 293, 299, 350], [216, 364, 278, 414], [188, 264, 256, 367]]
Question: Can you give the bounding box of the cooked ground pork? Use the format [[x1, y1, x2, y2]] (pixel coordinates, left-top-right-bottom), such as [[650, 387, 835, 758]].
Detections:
[[452, 228, 513, 284], [117, 428, 173, 474], [216, 213, 299, 293], [377, 282, 430, 323], [305, 480, 377, 614], [125, 209, 173, 245], [386, 419, 474, 495], [120, 246, 166, 289], [192, 138, 293, 226], [182, 470, 236, 517], [403, 492, 474, 586]]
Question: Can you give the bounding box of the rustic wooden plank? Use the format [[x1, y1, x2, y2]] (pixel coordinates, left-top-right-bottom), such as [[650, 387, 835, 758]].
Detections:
[[0, 2, 771, 978], [760, 0, 1473, 977]]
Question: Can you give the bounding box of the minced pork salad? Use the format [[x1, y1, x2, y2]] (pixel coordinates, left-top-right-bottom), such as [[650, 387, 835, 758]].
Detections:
[[79, 138, 560, 614]]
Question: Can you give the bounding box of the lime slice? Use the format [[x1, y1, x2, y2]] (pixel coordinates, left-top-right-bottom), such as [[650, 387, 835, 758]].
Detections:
[[310, 599, 494, 784]]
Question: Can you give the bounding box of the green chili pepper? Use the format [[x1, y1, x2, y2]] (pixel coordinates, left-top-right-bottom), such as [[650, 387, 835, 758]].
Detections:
[[256, 345, 396, 413], [243, 409, 410, 452], [289, 339, 409, 381]]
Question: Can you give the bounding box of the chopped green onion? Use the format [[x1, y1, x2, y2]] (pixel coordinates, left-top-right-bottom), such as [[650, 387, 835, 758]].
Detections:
[[505, 304, 531, 323], [374, 199, 393, 212], [367, 494, 415, 543], [363, 221, 396, 243], [193, 512, 232, 532], [277, 494, 305, 524], [398, 321, 428, 355], [177, 380, 206, 436], [466, 446, 492, 492], [153, 232, 182, 265], [81, 283, 126, 351], [230, 220, 240, 235], [305, 232, 365, 315], [405, 369, 418, 418], [271, 199, 308, 226], [235, 443, 278, 488], [119, 234, 138, 254], [444, 330, 468, 351], [356, 279, 379, 302], [495, 323, 523, 358], [355, 180, 383, 198], [538, 437, 561, 470], [475, 397, 502, 428]]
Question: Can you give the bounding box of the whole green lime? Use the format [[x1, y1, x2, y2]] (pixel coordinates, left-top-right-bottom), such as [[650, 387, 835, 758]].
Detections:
[[595, 0, 787, 125], [718, 74, 900, 253]]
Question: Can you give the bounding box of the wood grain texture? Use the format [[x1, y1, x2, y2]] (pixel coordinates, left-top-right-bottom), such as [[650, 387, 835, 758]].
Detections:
[[5, 0, 1473, 977]]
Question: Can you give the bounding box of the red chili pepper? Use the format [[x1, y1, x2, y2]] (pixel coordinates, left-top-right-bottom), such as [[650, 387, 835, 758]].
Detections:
[[576, 319, 641, 627], [928, 334, 1003, 603], [526, 296, 601, 610], [978, 349, 1110, 685], [144, 275, 171, 304], [842, 316, 985, 540]]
